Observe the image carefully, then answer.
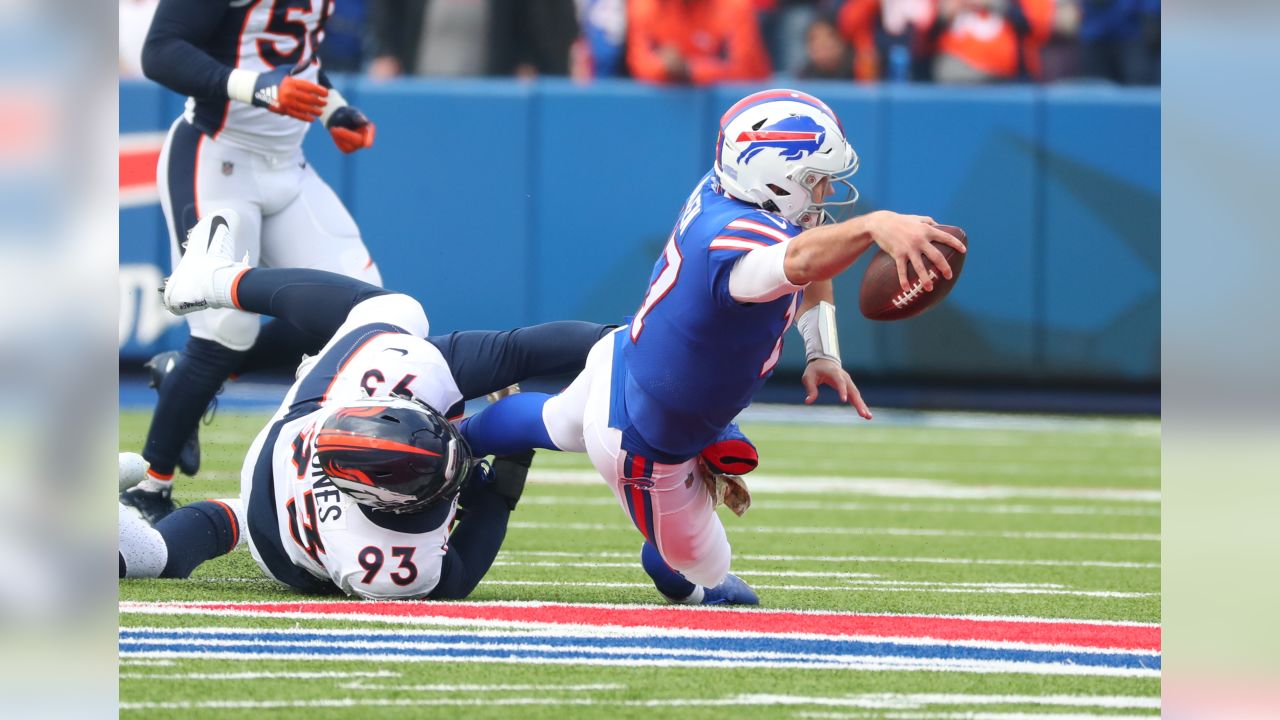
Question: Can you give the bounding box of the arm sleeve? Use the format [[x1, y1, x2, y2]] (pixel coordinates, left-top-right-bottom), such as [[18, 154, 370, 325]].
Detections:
[[429, 321, 612, 400], [726, 241, 808, 304], [429, 474, 513, 599], [707, 214, 804, 306], [141, 0, 234, 100]]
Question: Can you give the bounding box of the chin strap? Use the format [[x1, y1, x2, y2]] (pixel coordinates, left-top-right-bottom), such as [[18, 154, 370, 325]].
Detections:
[[797, 300, 841, 365]]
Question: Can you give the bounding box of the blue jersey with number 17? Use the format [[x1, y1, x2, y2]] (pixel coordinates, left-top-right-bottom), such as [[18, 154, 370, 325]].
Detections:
[[611, 172, 804, 464]]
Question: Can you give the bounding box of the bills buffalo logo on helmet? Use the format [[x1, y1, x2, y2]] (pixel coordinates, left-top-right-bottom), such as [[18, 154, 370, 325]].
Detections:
[[735, 115, 826, 165]]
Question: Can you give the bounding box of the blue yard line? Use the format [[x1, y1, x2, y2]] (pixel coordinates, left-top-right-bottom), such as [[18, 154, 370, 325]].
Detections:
[[120, 629, 1160, 671]]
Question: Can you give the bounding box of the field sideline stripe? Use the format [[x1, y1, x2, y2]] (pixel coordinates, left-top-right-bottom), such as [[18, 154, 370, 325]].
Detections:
[[122, 629, 1158, 666], [119, 601, 1159, 650], [121, 624, 1160, 657], [528, 471, 1160, 502], [118, 649, 1159, 678]]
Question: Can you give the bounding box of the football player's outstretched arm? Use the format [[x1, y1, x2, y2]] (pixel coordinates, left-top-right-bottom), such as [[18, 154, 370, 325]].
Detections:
[[784, 211, 966, 292], [429, 453, 534, 599]]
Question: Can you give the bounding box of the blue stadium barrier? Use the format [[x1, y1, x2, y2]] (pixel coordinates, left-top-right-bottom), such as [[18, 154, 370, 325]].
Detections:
[[119, 79, 1159, 384]]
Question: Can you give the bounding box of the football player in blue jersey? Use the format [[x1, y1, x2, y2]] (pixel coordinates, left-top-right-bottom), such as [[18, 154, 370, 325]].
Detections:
[[459, 89, 967, 605], [122, 0, 382, 525]]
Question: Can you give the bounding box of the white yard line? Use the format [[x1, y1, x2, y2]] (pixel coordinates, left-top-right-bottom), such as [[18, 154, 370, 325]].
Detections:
[[528, 471, 1159, 502], [120, 670, 401, 680], [798, 714, 1156, 720], [501, 550, 1159, 570], [119, 692, 1160, 712], [780, 693, 1160, 709], [486, 561, 880, 576], [737, 405, 1160, 436], [520, 495, 1159, 517], [477, 579, 1156, 598], [338, 682, 624, 692], [507, 521, 1159, 542]]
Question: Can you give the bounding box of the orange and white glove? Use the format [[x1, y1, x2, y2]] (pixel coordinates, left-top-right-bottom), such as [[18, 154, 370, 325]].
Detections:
[[227, 66, 328, 122]]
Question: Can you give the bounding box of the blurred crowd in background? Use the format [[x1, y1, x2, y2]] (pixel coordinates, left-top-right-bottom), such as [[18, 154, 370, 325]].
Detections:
[[121, 0, 1159, 86]]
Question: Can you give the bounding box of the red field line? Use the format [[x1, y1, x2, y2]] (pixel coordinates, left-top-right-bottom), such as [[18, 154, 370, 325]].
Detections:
[[185, 601, 1160, 652]]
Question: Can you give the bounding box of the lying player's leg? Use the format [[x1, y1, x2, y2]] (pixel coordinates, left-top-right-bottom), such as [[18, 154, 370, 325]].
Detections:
[[459, 328, 618, 456], [160, 210, 425, 340], [119, 498, 242, 579], [428, 321, 615, 402]]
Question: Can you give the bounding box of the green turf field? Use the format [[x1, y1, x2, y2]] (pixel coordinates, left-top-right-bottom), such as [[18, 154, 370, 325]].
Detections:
[[119, 406, 1160, 718]]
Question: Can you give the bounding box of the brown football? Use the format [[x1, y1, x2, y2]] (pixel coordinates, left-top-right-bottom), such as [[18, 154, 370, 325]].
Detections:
[[858, 224, 967, 321]]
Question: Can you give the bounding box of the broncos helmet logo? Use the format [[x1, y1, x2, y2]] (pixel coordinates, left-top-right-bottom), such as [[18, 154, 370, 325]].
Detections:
[[735, 115, 826, 166]]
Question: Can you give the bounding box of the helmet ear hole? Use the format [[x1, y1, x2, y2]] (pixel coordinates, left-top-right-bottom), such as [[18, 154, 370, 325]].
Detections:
[[766, 183, 791, 196]]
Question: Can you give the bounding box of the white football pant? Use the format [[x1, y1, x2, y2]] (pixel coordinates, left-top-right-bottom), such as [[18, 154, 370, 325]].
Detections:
[[156, 118, 382, 351], [543, 329, 732, 588]]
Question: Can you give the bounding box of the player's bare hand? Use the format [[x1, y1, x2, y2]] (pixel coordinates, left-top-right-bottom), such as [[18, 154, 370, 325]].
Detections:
[[865, 211, 965, 293], [802, 358, 872, 420]]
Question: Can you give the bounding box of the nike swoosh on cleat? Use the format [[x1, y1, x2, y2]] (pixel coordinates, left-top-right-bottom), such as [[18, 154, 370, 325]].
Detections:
[[207, 216, 229, 250]]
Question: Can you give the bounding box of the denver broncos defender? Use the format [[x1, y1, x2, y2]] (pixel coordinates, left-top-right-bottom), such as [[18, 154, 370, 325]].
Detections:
[[460, 89, 967, 605], [119, 210, 610, 599], [123, 0, 382, 525]]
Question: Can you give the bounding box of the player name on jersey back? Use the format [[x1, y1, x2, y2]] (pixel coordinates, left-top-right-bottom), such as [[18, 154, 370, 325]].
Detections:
[[271, 409, 453, 600]]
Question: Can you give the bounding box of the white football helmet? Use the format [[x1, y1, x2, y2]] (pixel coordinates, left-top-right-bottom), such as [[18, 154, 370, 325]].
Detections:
[[714, 89, 859, 229]]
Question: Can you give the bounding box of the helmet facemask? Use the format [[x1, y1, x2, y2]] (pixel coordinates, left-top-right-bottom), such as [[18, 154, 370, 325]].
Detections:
[[791, 153, 860, 229]]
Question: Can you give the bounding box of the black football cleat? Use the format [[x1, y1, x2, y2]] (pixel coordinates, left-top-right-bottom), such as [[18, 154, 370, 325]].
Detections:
[[119, 483, 177, 526], [145, 351, 212, 477]]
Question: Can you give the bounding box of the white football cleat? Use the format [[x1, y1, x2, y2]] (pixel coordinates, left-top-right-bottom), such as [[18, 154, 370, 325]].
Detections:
[[161, 209, 248, 315]]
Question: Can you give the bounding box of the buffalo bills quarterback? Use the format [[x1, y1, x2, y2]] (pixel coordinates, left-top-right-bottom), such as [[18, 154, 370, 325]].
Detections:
[[122, 0, 383, 525], [119, 211, 611, 599], [459, 89, 967, 605]]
